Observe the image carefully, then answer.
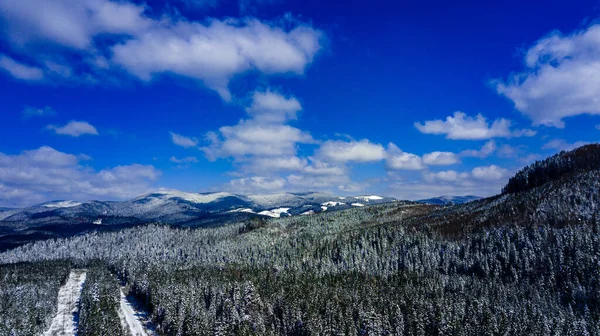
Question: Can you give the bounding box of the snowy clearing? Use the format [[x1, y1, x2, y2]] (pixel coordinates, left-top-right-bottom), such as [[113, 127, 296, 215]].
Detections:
[[43, 269, 87, 336], [351, 203, 365, 207], [258, 207, 291, 218], [43, 201, 83, 209], [322, 201, 344, 207], [354, 195, 383, 202], [119, 288, 156, 336]]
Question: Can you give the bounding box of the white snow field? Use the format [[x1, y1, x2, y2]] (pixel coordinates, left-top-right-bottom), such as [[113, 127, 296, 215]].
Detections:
[[354, 195, 384, 202], [43, 269, 87, 336], [119, 288, 156, 336], [257, 207, 291, 218], [43, 201, 84, 209]]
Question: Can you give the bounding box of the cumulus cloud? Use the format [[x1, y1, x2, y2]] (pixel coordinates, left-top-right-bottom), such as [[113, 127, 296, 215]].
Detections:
[[460, 140, 497, 159], [0, 0, 324, 100], [424, 170, 469, 183], [415, 112, 535, 140], [22, 106, 55, 119], [0, 55, 44, 80], [47, 121, 99, 137], [228, 176, 287, 192], [495, 24, 600, 128], [203, 121, 314, 159], [471, 165, 508, 180], [170, 132, 198, 148], [422, 151, 459, 165], [112, 19, 322, 100], [317, 139, 386, 163], [0, 146, 160, 207], [386, 143, 424, 170], [246, 90, 302, 123], [395, 164, 510, 200]]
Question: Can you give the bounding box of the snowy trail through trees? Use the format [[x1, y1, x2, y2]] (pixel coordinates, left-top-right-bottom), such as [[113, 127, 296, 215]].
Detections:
[[43, 269, 87, 336], [119, 288, 156, 336]]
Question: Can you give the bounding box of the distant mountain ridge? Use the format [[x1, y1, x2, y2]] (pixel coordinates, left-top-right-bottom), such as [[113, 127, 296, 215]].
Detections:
[[417, 195, 481, 206], [0, 191, 396, 250]]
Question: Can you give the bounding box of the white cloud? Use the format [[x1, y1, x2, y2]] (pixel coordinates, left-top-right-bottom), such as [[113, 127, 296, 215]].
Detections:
[[170, 132, 198, 148], [392, 164, 510, 200], [542, 139, 589, 152], [0, 146, 160, 207], [422, 151, 459, 165], [246, 90, 302, 123], [460, 140, 497, 159], [245, 156, 307, 173], [471, 165, 508, 181], [0, 55, 44, 80], [317, 139, 386, 163], [302, 159, 346, 176], [203, 121, 314, 159], [111, 18, 323, 100], [0, 0, 324, 100], [228, 176, 287, 191], [170, 156, 199, 164], [386, 143, 424, 170], [0, 0, 151, 49], [287, 173, 352, 191], [424, 170, 469, 183], [495, 24, 600, 128], [415, 112, 535, 140], [47, 121, 99, 137], [22, 106, 55, 119]]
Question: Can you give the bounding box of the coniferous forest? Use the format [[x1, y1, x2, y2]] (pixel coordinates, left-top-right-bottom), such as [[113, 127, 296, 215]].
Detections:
[[0, 145, 599, 335]]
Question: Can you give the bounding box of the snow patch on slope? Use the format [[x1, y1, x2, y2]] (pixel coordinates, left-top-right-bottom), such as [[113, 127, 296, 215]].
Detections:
[[355, 195, 384, 202], [351, 203, 365, 207], [258, 208, 291, 218], [228, 208, 256, 214], [43, 201, 83, 209], [44, 269, 87, 336], [322, 201, 344, 207], [140, 191, 233, 204]]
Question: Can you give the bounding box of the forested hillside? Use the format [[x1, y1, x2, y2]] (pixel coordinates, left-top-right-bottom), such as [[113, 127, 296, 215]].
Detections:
[[0, 145, 599, 335]]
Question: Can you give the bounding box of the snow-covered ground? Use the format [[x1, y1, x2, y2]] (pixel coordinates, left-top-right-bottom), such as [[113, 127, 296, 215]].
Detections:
[[139, 191, 233, 204], [228, 208, 256, 214], [351, 203, 365, 207], [119, 288, 156, 336], [43, 269, 87, 336], [322, 201, 344, 207], [43, 201, 83, 209], [355, 195, 384, 202], [301, 210, 315, 215], [258, 207, 291, 218]]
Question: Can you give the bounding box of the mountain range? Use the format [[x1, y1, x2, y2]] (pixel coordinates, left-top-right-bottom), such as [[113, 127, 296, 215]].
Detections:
[[0, 191, 397, 250], [416, 195, 481, 205]]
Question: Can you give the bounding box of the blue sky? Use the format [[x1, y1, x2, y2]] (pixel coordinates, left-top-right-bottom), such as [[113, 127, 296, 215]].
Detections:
[[0, 0, 599, 207]]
